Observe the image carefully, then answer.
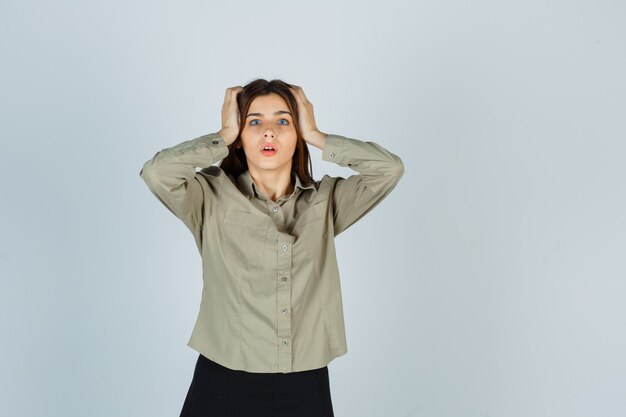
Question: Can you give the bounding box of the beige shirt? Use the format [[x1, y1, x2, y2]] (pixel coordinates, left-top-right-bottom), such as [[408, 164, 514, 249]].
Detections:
[[139, 132, 404, 373]]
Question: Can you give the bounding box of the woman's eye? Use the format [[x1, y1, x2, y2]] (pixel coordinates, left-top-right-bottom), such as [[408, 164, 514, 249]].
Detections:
[[250, 119, 289, 126]]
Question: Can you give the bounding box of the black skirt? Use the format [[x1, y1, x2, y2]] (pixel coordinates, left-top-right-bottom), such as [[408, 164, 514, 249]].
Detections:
[[180, 354, 335, 417]]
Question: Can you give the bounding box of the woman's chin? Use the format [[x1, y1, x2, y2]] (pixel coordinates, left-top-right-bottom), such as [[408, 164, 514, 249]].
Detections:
[[248, 159, 291, 172]]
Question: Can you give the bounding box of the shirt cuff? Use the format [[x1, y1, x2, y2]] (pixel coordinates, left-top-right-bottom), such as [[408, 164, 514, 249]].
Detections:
[[322, 134, 347, 164], [203, 132, 230, 162]]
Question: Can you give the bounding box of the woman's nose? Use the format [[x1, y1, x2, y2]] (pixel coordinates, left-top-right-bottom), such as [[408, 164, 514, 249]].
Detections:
[[263, 129, 275, 138]]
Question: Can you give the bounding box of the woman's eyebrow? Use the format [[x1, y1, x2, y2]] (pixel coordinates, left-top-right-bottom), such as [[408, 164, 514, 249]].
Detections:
[[246, 110, 292, 118]]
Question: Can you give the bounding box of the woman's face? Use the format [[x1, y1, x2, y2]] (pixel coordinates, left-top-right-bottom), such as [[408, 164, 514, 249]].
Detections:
[[240, 93, 297, 174]]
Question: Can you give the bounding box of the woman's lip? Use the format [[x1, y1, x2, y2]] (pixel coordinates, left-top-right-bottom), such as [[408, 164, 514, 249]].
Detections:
[[260, 143, 278, 152]]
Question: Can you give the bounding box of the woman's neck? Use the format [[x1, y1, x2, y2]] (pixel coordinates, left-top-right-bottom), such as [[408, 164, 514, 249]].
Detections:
[[248, 167, 294, 202]]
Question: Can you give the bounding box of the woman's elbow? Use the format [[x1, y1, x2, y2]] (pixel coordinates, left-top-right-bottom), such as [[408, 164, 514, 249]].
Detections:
[[391, 155, 405, 181]]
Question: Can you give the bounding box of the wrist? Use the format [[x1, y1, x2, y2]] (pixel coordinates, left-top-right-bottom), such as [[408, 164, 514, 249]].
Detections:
[[304, 130, 327, 150], [218, 128, 238, 146]]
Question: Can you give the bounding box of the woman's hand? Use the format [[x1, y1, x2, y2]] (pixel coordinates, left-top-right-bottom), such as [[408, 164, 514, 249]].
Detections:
[[289, 85, 327, 149], [218, 86, 243, 146]]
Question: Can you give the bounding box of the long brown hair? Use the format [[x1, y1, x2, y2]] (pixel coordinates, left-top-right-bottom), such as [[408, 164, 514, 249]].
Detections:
[[218, 79, 316, 186]]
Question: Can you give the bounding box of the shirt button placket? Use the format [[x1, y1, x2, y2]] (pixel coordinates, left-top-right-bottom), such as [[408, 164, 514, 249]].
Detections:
[[269, 204, 287, 231], [276, 232, 294, 373]]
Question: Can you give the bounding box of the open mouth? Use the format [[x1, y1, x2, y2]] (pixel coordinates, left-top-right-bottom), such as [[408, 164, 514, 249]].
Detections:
[[260, 143, 278, 155]]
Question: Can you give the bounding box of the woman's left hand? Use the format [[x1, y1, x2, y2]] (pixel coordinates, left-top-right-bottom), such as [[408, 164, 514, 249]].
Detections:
[[289, 85, 327, 148]]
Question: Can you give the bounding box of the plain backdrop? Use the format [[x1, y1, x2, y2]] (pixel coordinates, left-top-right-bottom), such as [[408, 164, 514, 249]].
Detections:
[[1, 1, 625, 416]]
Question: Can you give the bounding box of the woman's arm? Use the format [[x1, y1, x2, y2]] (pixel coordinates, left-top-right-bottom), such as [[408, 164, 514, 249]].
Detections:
[[289, 84, 405, 237], [321, 133, 405, 236], [139, 133, 229, 245]]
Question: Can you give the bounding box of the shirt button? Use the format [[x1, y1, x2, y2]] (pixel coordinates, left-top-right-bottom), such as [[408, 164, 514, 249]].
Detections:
[[282, 244, 288, 251], [212, 140, 219, 145], [281, 308, 288, 315], [329, 152, 334, 158], [282, 340, 289, 346], [280, 276, 288, 282], [272, 206, 279, 212]]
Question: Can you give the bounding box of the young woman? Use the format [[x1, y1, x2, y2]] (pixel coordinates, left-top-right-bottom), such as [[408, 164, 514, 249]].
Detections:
[[140, 79, 404, 417]]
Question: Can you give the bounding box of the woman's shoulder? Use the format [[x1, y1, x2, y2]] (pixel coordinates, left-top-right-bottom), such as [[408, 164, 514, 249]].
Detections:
[[194, 166, 227, 194], [313, 174, 345, 196], [318, 174, 346, 186], [198, 165, 224, 178]]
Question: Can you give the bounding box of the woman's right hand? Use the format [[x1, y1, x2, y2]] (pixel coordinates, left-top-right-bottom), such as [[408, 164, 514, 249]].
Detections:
[[218, 86, 244, 146]]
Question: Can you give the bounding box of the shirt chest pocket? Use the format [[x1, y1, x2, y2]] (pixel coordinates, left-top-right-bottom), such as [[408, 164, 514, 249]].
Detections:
[[222, 209, 271, 266]]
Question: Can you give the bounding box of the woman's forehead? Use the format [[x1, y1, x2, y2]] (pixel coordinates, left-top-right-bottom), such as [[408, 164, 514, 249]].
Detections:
[[248, 93, 290, 114]]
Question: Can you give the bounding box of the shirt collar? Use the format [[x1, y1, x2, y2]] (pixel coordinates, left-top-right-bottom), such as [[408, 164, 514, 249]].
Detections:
[[237, 170, 316, 200]]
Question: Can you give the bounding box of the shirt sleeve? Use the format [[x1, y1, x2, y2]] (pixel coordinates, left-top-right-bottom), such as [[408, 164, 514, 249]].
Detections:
[[321, 133, 405, 237], [139, 132, 229, 248]]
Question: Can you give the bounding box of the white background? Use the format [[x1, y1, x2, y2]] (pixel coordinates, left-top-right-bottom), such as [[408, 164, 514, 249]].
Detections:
[[1, 1, 625, 416]]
